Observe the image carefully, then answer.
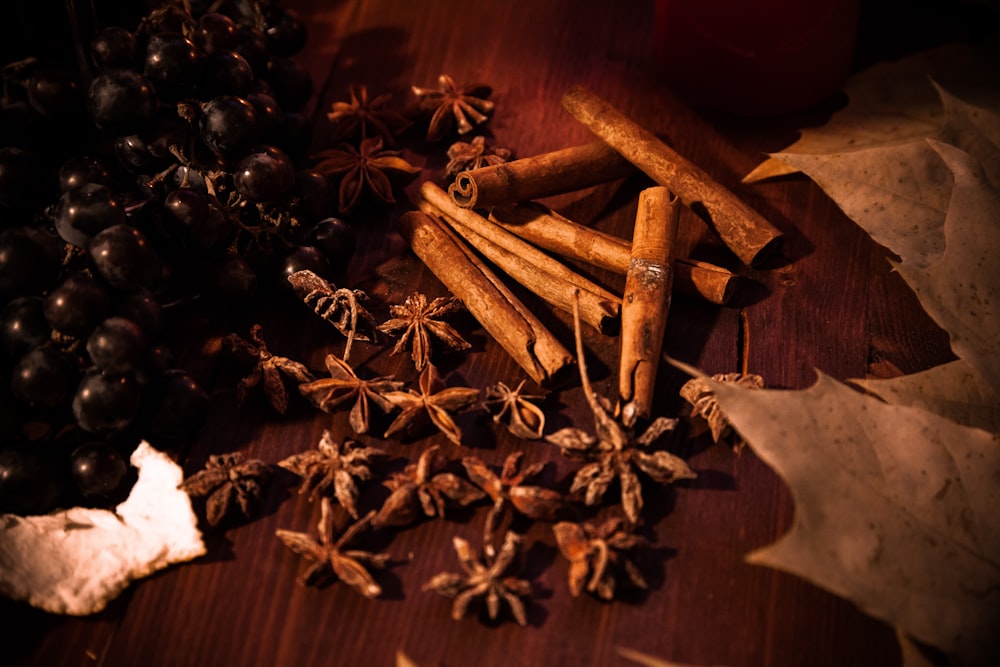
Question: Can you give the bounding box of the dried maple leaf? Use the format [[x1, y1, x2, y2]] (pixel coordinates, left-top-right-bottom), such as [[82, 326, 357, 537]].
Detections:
[[545, 295, 695, 524], [484, 380, 546, 440], [422, 530, 532, 626], [373, 445, 485, 528], [327, 83, 412, 146], [312, 136, 420, 214], [383, 363, 480, 445], [223, 324, 314, 414], [553, 515, 650, 600], [412, 74, 494, 142], [444, 135, 512, 179], [179, 451, 272, 526], [377, 292, 470, 371], [278, 429, 386, 519], [275, 499, 389, 597], [679, 372, 764, 452], [299, 353, 403, 434], [287, 270, 379, 361]]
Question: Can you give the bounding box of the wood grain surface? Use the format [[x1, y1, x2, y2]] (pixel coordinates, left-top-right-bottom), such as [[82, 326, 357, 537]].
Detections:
[[2, 0, 978, 665]]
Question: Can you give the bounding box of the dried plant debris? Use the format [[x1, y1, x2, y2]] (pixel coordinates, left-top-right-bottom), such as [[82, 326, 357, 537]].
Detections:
[[445, 135, 512, 179], [484, 380, 546, 440], [223, 324, 315, 414], [378, 292, 471, 372], [312, 136, 421, 214], [553, 515, 650, 600], [299, 353, 403, 434], [179, 451, 272, 527], [373, 445, 486, 528], [546, 295, 695, 524], [679, 372, 765, 452], [412, 74, 494, 142], [423, 530, 532, 626], [327, 83, 412, 146], [288, 270, 379, 360], [383, 363, 480, 445], [275, 499, 389, 597], [278, 429, 387, 519]]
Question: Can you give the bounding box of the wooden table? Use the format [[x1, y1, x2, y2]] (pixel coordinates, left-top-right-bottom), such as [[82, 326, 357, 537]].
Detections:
[[3, 1, 981, 665]]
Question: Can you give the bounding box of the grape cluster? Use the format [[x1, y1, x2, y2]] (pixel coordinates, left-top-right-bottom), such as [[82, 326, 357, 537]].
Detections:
[[0, 0, 355, 515]]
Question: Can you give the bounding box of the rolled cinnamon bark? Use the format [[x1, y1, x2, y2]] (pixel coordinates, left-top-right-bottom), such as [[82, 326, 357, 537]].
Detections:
[[561, 85, 782, 267], [397, 210, 574, 386], [489, 201, 736, 305], [448, 141, 635, 209], [619, 187, 680, 421]]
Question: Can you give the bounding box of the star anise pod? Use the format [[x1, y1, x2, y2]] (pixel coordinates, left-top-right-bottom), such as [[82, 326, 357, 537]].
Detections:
[[278, 429, 387, 518], [383, 363, 480, 445], [553, 514, 651, 600], [484, 380, 547, 440], [288, 270, 379, 362], [223, 324, 314, 414], [422, 530, 532, 626], [373, 445, 486, 528], [411, 74, 494, 142], [275, 498, 390, 597], [179, 451, 272, 526], [312, 136, 420, 214], [463, 452, 566, 545], [679, 372, 765, 453], [545, 296, 696, 524], [444, 135, 512, 179], [299, 353, 403, 434], [377, 292, 471, 371], [327, 83, 412, 146]]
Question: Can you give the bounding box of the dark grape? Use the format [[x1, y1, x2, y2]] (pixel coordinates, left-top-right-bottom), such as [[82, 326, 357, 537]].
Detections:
[[264, 58, 312, 110], [0, 226, 63, 297], [86, 317, 148, 374], [70, 441, 130, 501], [11, 346, 80, 409], [144, 369, 210, 443], [143, 32, 200, 101], [0, 448, 61, 515], [264, 8, 308, 57], [196, 50, 254, 99], [246, 92, 283, 142], [113, 288, 163, 337], [88, 224, 161, 290], [279, 245, 330, 288], [27, 68, 84, 118], [0, 296, 51, 359], [43, 271, 110, 338], [164, 187, 231, 250], [234, 25, 269, 74], [55, 183, 128, 247], [72, 368, 141, 434], [91, 26, 138, 70], [59, 154, 116, 191], [310, 218, 356, 266], [199, 95, 258, 157], [234, 146, 294, 203], [87, 69, 157, 134], [209, 251, 257, 303], [193, 12, 239, 53], [290, 170, 333, 222]]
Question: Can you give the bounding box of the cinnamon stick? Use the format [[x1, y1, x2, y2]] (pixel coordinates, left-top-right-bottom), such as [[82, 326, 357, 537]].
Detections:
[[489, 201, 736, 305], [448, 140, 634, 209], [419, 182, 621, 335], [397, 210, 574, 386], [619, 186, 679, 422], [561, 85, 782, 267]]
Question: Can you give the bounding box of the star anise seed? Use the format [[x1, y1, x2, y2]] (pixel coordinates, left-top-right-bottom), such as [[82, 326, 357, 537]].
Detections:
[[680, 373, 765, 453], [484, 380, 547, 440], [223, 324, 314, 414], [444, 135, 512, 179], [299, 353, 403, 434], [278, 429, 387, 518], [377, 292, 471, 371], [327, 83, 412, 146], [412, 74, 494, 142], [553, 515, 650, 600], [288, 270, 379, 362], [313, 136, 420, 214], [180, 451, 272, 526], [383, 363, 480, 445]]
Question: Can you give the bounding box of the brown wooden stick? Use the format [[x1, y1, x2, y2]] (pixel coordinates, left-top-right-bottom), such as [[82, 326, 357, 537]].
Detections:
[[448, 140, 635, 209], [619, 186, 680, 421], [561, 85, 783, 267], [397, 210, 574, 386], [489, 201, 737, 305], [420, 182, 621, 335]]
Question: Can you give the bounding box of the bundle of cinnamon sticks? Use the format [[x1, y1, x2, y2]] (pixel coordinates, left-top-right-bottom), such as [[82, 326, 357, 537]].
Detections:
[[404, 85, 781, 418]]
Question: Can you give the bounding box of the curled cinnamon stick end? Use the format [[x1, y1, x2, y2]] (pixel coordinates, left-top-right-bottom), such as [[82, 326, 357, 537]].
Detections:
[[397, 210, 574, 386], [490, 202, 736, 305], [448, 141, 634, 209], [561, 85, 782, 268], [619, 186, 680, 421]]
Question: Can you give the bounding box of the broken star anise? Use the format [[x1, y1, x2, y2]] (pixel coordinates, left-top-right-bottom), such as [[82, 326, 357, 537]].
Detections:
[[545, 296, 696, 524], [484, 380, 546, 440], [312, 136, 420, 214], [288, 270, 379, 362], [444, 135, 512, 179], [299, 353, 403, 434], [223, 324, 314, 414], [411, 74, 494, 142], [383, 363, 480, 446], [422, 530, 532, 626], [679, 372, 765, 453], [278, 429, 386, 519], [553, 515, 650, 600], [377, 292, 471, 371], [179, 451, 272, 527], [373, 445, 486, 528], [327, 83, 412, 146], [275, 498, 390, 597]]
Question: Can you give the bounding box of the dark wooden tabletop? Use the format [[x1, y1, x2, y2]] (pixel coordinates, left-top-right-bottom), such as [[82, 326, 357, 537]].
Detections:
[[3, 1, 988, 666]]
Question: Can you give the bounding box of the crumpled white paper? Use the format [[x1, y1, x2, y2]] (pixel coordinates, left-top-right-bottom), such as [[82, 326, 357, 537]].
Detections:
[[0, 441, 206, 615]]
